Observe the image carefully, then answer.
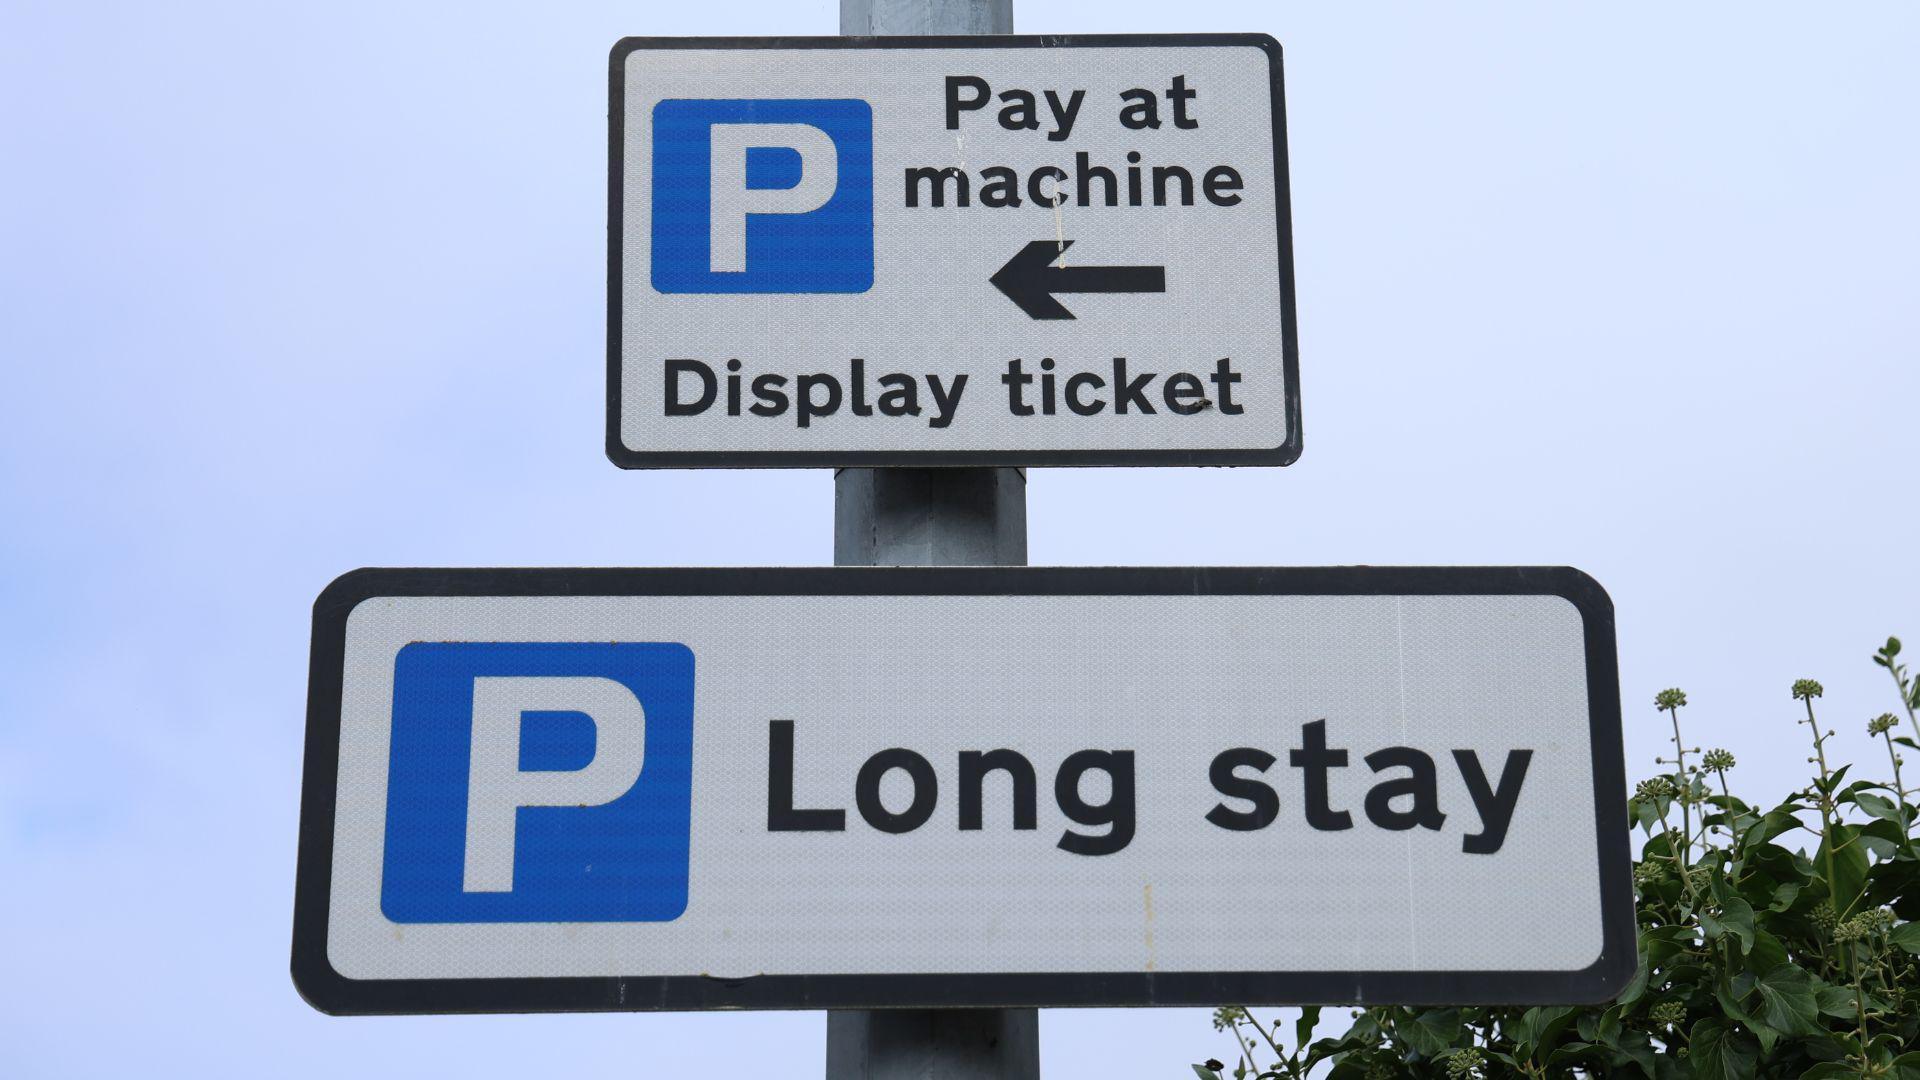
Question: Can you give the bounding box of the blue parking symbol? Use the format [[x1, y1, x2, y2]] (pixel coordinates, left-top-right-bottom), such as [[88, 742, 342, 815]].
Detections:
[[651, 99, 874, 294], [381, 642, 695, 923]]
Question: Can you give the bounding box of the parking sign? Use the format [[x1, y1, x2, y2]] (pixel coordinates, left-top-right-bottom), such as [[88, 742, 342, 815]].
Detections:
[[608, 35, 1299, 467], [292, 567, 1632, 1015]]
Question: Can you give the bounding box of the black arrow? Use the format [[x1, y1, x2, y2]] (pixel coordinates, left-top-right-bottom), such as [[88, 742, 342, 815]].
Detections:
[[989, 240, 1166, 320]]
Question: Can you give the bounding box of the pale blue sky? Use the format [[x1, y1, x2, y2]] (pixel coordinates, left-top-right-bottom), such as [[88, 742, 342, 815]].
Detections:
[[2, 1, 1917, 1075]]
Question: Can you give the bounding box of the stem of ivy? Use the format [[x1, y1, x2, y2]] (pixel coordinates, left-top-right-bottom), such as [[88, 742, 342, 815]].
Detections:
[[1242, 1010, 1287, 1072], [1227, 1012, 1263, 1078], [1714, 766, 1737, 851], [1883, 728, 1917, 857], [1806, 696, 1846, 920], [1654, 799, 1699, 905], [1852, 940, 1871, 1069], [1887, 660, 1919, 743], [1665, 702, 1694, 865]]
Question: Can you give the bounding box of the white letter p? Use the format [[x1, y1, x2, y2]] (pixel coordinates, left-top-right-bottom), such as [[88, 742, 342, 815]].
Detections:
[[462, 676, 647, 894], [708, 122, 838, 274]]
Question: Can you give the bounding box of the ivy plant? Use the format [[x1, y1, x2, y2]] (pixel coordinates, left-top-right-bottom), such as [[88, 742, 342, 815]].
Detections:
[[1194, 636, 1920, 1079]]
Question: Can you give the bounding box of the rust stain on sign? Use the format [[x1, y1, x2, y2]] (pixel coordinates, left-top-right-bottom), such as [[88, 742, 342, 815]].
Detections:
[[1143, 882, 1157, 972]]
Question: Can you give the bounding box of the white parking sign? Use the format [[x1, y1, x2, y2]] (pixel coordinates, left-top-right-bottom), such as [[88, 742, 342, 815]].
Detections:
[[292, 567, 1633, 1014], [607, 35, 1299, 467]]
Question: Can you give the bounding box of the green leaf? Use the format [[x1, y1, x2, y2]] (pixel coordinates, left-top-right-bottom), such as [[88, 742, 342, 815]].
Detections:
[[1744, 928, 1788, 976], [1819, 823, 1873, 916], [1818, 983, 1861, 1019], [1689, 1019, 1758, 1080], [1800, 1065, 1860, 1079], [1617, 948, 1651, 1006], [1547, 1040, 1600, 1066], [1892, 1051, 1920, 1080], [1643, 922, 1702, 947], [1860, 832, 1902, 861], [1872, 859, 1920, 919], [1701, 895, 1756, 955], [1191, 1066, 1225, 1080], [1396, 1009, 1460, 1059], [1621, 926, 1689, 1006], [1890, 920, 1920, 955], [1294, 1006, 1320, 1051], [1337, 1011, 1383, 1047], [1593, 1005, 1625, 1047], [1745, 841, 1813, 889], [1609, 1027, 1660, 1077], [1744, 808, 1804, 852], [1708, 866, 1736, 907], [1511, 1005, 1577, 1061], [1818, 763, 1854, 794], [1713, 981, 1776, 1055], [1855, 791, 1905, 825], [1753, 965, 1827, 1037]]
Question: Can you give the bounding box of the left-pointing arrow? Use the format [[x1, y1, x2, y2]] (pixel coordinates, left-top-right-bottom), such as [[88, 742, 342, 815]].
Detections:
[[989, 240, 1167, 320]]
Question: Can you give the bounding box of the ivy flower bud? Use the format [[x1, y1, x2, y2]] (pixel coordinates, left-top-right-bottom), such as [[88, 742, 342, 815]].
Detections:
[[1870, 713, 1899, 736], [1792, 679, 1824, 701], [1635, 777, 1676, 800], [1654, 688, 1688, 711], [1701, 748, 1736, 771], [1650, 1000, 1686, 1028], [1444, 1047, 1485, 1080]]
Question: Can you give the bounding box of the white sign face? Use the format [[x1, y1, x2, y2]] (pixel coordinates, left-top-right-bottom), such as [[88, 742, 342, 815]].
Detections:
[[293, 567, 1632, 1015], [607, 35, 1299, 467]]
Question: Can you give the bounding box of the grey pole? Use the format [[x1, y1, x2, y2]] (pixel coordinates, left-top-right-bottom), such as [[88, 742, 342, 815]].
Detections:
[[839, 0, 1011, 36], [830, 4, 1034, 1078]]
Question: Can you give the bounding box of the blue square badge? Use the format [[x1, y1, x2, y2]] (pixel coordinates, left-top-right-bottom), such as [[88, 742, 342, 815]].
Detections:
[[651, 98, 874, 294], [381, 642, 695, 923]]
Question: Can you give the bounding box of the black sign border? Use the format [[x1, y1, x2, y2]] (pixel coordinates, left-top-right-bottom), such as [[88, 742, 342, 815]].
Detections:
[[605, 34, 1301, 469], [294, 565, 1631, 1015]]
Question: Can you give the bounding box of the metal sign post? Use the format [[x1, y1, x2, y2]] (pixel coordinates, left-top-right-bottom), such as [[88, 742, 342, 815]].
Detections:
[[836, 2, 1026, 1071]]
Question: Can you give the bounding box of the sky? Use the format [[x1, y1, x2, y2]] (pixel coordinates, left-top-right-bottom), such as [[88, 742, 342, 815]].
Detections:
[[2, 0, 1917, 1075]]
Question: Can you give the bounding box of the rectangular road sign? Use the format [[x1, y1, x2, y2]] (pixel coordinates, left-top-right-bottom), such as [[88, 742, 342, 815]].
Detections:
[[293, 567, 1631, 1015], [607, 35, 1299, 468]]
